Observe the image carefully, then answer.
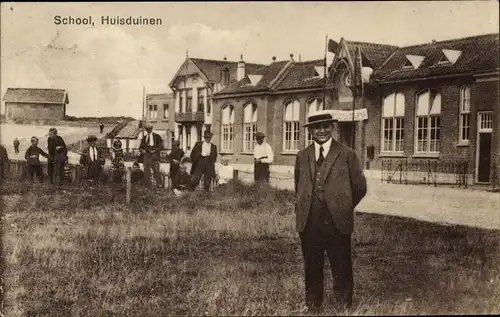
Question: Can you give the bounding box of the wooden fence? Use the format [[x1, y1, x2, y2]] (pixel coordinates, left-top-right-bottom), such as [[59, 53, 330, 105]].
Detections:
[[2, 159, 240, 204]]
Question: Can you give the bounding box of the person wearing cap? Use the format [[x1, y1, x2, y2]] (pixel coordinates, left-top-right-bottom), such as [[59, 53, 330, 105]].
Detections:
[[253, 132, 274, 183], [47, 127, 68, 185], [80, 135, 105, 186], [190, 130, 217, 192], [139, 124, 164, 188], [294, 110, 367, 313], [25, 136, 51, 182], [111, 139, 126, 183], [168, 140, 184, 188]]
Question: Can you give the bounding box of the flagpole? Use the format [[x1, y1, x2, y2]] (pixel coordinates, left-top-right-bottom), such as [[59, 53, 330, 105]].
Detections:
[[142, 85, 146, 138], [351, 48, 358, 150], [322, 35, 328, 107]]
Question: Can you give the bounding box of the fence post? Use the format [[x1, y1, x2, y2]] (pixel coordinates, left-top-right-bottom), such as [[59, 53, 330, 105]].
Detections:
[[233, 169, 239, 182], [125, 167, 132, 205], [433, 160, 437, 187]]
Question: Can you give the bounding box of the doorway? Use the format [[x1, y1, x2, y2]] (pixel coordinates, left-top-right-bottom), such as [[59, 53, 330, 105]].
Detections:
[[476, 111, 493, 183], [338, 122, 356, 149]]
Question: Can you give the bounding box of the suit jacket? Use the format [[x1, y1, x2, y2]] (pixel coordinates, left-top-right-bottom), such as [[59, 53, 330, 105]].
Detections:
[[139, 132, 163, 161], [47, 135, 68, 157], [79, 146, 106, 166], [294, 139, 367, 235], [189, 141, 217, 176]]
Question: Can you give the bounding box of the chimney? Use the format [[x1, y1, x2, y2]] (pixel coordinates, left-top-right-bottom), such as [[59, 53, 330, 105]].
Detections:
[[290, 53, 294, 61], [223, 55, 227, 61], [272, 56, 276, 62], [432, 39, 436, 44], [237, 54, 246, 81]]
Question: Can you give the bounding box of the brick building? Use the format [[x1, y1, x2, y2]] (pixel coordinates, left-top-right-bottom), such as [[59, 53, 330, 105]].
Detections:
[[2, 88, 69, 121], [209, 33, 499, 184], [144, 93, 175, 149], [168, 56, 265, 151]]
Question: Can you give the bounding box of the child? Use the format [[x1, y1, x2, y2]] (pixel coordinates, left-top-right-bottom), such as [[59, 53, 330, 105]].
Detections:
[[25, 136, 51, 182], [131, 162, 145, 184], [111, 139, 126, 183], [172, 158, 195, 196]]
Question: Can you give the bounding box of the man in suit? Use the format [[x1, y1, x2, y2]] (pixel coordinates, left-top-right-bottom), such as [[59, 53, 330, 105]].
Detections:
[[47, 128, 68, 185], [190, 130, 217, 192], [139, 124, 163, 188], [294, 110, 367, 313], [79, 135, 105, 186], [168, 140, 184, 189]]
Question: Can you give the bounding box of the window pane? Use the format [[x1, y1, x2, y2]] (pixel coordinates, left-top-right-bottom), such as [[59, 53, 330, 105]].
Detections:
[[222, 107, 229, 123], [395, 93, 405, 117], [382, 94, 395, 117], [243, 104, 252, 122], [417, 91, 430, 116], [430, 92, 441, 115], [292, 101, 300, 121]]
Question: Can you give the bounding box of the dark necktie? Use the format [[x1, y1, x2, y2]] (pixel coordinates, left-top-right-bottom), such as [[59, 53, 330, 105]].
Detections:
[[93, 147, 96, 161], [318, 145, 324, 165]]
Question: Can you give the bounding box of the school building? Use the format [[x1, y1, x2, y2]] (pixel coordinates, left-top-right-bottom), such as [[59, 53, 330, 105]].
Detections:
[[208, 33, 499, 184]]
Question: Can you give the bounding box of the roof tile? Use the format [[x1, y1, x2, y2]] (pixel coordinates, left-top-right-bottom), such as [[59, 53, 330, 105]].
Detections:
[[3, 88, 68, 104]]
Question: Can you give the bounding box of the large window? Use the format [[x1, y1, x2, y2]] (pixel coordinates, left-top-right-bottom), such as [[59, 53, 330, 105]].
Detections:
[[221, 105, 235, 152], [198, 88, 205, 113], [186, 89, 193, 113], [381, 93, 405, 153], [243, 103, 258, 152], [283, 100, 300, 151], [163, 104, 169, 120], [305, 98, 324, 146], [148, 104, 158, 120], [459, 86, 470, 144], [416, 89, 441, 154]]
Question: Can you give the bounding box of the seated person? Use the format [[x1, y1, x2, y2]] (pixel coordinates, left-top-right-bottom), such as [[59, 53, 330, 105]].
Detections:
[[172, 158, 195, 196], [131, 162, 145, 184]]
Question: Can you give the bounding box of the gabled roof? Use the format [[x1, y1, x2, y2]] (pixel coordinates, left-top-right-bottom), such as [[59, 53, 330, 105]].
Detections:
[[373, 33, 499, 82], [2, 88, 69, 104], [215, 60, 289, 95], [190, 58, 266, 83], [345, 41, 399, 69], [114, 120, 142, 139], [274, 59, 326, 91]]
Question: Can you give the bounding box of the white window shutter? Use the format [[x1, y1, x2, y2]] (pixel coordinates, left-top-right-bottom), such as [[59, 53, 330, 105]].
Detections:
[[395, 93, 405, 117], [382, 94, 395, 117], [430, 93, 441, 115], [417, 91, 430, 116]]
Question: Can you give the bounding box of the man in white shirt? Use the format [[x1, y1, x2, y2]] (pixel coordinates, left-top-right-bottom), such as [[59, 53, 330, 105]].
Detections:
[[253, 132, 274, 183]]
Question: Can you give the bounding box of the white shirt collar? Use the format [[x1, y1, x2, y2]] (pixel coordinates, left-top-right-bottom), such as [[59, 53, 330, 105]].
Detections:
[[314, 137, 332, 160]]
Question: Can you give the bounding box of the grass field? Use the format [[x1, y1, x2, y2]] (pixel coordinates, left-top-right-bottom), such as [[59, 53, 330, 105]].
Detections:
[[1, 181, 499, 316]]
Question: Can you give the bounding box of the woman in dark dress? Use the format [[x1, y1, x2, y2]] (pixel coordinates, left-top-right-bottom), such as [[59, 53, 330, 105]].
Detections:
[[168, 140, 184, 188]]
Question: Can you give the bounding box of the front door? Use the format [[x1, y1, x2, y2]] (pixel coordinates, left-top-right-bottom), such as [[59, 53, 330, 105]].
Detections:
[[477, 132, 492, 183], [476, 111, 493, 183], [339, 122, 355, 149]]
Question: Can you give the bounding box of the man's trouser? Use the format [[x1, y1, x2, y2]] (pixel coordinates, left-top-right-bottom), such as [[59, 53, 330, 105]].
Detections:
[[254, 162, 270, 183], [192, 157, 213, 192], [48, 160, 65, 184], [143, 155, 163, 187]]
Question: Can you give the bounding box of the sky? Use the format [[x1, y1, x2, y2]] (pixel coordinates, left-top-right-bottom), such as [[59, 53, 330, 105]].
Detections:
[[1, 1, 498, 119]]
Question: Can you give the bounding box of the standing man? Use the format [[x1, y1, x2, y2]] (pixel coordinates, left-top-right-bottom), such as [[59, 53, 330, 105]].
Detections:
[[168, 140, 184, 188], [190, 130, 217, 192], [47, 128, 68, 185], [79, 135, 105, 186], [99, 122, 105, 134], [139, 124, 163, 188], [253, 132, 274, 183], [294, 110, 367, 313], [13, 138, 20, 154], [0, 144, 8, 182]]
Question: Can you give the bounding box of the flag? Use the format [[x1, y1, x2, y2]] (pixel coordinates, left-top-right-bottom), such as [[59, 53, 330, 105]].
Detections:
[[328, 39, 339, 53], [354, 46, 364, 96]]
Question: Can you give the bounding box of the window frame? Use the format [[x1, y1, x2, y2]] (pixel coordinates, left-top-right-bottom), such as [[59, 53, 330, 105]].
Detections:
[[163, 104, 169, 120], [242, 103, 258, 153], [414, 89, 442, 155], [458, 85, 471, 145], [380, 92, 405, 154], [221, 105, 235, 152], [283, 99, 300, 153]]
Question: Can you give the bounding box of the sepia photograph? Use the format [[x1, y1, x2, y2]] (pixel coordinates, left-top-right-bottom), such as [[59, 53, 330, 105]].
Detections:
[[0, 1, 499, 316]]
